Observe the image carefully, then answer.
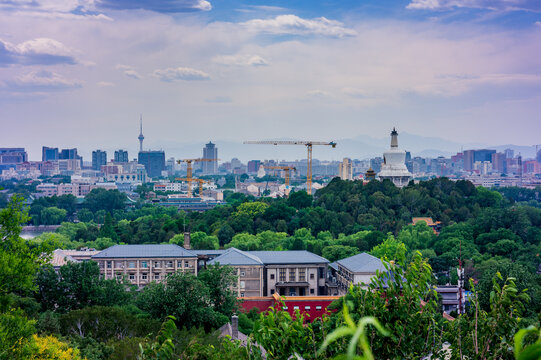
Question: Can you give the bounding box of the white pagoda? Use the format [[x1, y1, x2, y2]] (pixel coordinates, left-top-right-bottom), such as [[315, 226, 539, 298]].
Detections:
[[378, 128, 412, 187]]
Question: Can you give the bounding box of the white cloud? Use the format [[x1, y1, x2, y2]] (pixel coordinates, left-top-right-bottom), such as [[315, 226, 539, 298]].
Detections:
[[8, 70, 82, 91], [153, 67, 210, 81], [341, 87, 369, 98], [96, 81, 114, 87], [406, 0, 541, 11], [241, 15, 357, 38], [115, 64, 142, 79], [213, 54, 268, 66], [0, 38, 77, 65]]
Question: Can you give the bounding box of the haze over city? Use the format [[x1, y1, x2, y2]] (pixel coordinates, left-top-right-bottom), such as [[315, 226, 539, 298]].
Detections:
[[1, 0, 541, 160]]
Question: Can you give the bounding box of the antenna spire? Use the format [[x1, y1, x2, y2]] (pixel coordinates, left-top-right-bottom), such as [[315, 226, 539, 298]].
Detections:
[[138, 114, 145, 152]]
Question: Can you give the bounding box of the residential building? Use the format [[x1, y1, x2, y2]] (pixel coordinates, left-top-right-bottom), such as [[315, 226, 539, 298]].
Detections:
[[435, 286, 465, 314], [153, 182, 183, 192], [138, 150, 165, 178], [247, 160, 261, 173], [338, 157, 353, 180], [202, 142, 218, 174], [114, 150, 129, 163], [92, 244, 198, 287], [92, 150, 107, 171], [208, 248, 264, 297], [42, 147, 59, 161], [333, 253, 386, 293]]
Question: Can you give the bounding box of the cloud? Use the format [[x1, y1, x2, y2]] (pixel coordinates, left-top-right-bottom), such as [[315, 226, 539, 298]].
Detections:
[[406, 0, 541, 11], [306, 90, 332, 98], [205, 96, 232, 103], [115, 64, 143, 79], [97, 81, 114, 87], [0, 38, 77, 66], [153, 66, 210, 81], [97, 0, 211, 13], [7, 70, 82, 91], [241, 15, 357, 38], [341, 87, 368, 98], [213, 54, 268, 66]]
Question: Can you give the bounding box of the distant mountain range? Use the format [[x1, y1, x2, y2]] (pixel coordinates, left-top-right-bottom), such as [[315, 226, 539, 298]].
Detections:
[[142, 133, 538, 162]]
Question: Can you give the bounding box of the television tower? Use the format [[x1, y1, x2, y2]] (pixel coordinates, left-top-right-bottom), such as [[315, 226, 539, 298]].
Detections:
[[138, 114, 144, 152]]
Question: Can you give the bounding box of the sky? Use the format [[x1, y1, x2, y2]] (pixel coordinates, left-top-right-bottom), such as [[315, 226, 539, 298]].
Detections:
[[0, 0, 540, 161]]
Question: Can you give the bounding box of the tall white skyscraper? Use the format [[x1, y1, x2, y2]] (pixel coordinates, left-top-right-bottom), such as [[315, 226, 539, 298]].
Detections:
[[202, 141, 218, 174]]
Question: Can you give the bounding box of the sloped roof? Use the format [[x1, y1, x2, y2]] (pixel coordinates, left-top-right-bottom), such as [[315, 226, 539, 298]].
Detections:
[[51, 249, 79, 267], [336, 253, 386, 273], [92, 244, 197, 259], [249, 251, 329, 265], [209, 248, 264, 266]]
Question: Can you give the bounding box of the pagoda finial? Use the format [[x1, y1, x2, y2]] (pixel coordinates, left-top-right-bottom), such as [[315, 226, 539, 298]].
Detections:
[[390, 127, 398, 148]]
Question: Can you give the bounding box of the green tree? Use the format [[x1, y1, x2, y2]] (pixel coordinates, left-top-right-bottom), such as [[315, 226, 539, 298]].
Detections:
[[287, 191, 313, 209], [370, 234, 407, 264], [322, 245, 358, 262], [40, 207, 67, 225], [226, 233, 261, 251], [84, 189, 126, 213]]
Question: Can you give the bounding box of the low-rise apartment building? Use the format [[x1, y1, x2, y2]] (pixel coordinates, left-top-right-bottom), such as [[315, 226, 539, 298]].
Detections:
[[92, 244, 198, 287], [333, 253, 386, 293]]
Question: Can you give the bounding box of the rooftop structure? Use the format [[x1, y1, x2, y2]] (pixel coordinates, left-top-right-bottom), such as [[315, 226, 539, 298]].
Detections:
[[138, 115, 144, 152], [332, 252, 386, 293]]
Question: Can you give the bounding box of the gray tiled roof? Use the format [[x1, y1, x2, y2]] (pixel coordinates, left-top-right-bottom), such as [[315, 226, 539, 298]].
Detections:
[[208, 248, 264, 266], [192, 250, 226, 256], [92, 244, 197, 259], [336, 253, 386, 273], [249, 251, 329, 265]]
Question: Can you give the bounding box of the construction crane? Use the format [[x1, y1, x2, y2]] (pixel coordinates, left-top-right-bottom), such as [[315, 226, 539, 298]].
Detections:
[[263, 165, 296, 189], [244, 140, 336, 195], [175, 158, 219, 197], [174, 177, 212, 198]]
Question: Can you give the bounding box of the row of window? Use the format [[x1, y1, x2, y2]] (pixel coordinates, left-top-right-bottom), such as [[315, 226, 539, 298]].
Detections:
[[282, 306, 323, 311], [273, 268, 314, 282], [105, 260, 194, 269]]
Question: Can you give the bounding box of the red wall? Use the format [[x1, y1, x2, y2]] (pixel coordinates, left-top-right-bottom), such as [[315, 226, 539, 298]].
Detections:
[[239, 296, 340, 321]]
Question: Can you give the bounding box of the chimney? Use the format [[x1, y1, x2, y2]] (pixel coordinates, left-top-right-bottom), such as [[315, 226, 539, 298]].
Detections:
[[231, 314, 239, 339], [184, 232, 191, 249]]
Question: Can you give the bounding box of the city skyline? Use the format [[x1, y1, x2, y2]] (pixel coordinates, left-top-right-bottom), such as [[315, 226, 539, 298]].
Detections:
[[1, 0, 540, 156]]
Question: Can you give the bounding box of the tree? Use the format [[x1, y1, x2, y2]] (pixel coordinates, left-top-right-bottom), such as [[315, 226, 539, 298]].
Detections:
[[218, 224, 235, 246], [77, 208, 94, 223], [27, 334, 84, 360], [322, 245, 358, 262], [40, 207, 67, 225], [198, 265, 237, 317], [99, 212, 118, 240], [370, 234, 407, 264], [287, 191, 313, 209], [226, 233, 261, 251], [84, 189, 126, 213]]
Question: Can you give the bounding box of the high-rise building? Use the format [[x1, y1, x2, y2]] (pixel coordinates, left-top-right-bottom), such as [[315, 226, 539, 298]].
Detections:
[[463, 150, 475, 171], [0, 148, 27, 170], [138, 151, 165, 178], [92, 150, 107, 171], [114, 150, 129, 163], [42, 147, 59, 161], [504, 148, 514, 159], [59, 148, 78, 160], [202, 142, 218, 174], [473, 149, 496, 163], [537, 149, 541, 163], [377, 128, 412, 188], [491, 152, 506, 174], [338, 158, 353, 180], [247, 160, 261, 173]]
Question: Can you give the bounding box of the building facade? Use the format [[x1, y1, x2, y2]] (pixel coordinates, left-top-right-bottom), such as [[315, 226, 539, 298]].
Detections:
[[42, 147, 59, 162], [92, 150, 107, 171], [202, 142, 218, 174], [114, 150, 129, 163], [138, 150, 165, 178], [333, 253, 386, 293], [338, 157, 353, 180], [92, 244, 198, 287]]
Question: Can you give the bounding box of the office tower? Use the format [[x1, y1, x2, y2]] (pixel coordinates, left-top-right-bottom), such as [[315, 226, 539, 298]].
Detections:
[[59, 148, 78, 160], [114, 150, 129, 163], [463, 150, 475, 171], [537, 149, 541, 163], [202, 141, 218, 174], [0, 148, 27, 170], [504, 148, 514, 159], [138, 151, 165, 178], [473, 149, 496, 163], [491, 152, 506, 173], [247, 160, 261, 173], [138, 115, 144, 152], [92, 150, 107, 171], [42, 146, 59, 161]]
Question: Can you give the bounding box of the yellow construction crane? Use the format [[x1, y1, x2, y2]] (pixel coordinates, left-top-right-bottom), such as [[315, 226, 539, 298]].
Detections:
[[174, 177, 212, 198], [175, 158, 219, 197], [244, 141, 336, 195], [263, 165, 296, 189]]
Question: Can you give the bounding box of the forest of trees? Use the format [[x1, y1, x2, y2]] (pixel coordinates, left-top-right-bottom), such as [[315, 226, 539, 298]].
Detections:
[[1, 178, 541, 358]]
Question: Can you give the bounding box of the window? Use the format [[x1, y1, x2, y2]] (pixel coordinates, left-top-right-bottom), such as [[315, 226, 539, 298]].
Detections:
[[310, 288, 315, 294], [177, 261, 182, 268], [305, 306, 310, 310], [141, 273, 148, 280], [293, 306, 299, 310], [318, 267, 325, 279], [240, 293, 245, 297], [310, 273, 314, 280], [154, 273, 160, 280], [279, 269, 286, 282], [129, 273, 135, 280], [283, 306, 288, 310], [316, 306, 322, 310], [153, 261, 161, 268], [141, 261, 148, 268], [270, 289, 275, 294], [240, 281, 245, 289], [115, 273, 122, 280], [270, 274, 275, 280], [166, 261, 173, 268], [299, 268, 306, 281], [289, 268, 296, 282], [240, 271, 245, 277], [128, 262, 136, 268], [115, 261, 123, 268], [107, 261, 112, 269]]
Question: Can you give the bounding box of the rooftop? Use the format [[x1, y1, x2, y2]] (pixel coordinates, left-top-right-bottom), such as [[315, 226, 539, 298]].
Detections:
[[208, 248, 264, 266], [92, 244, 197, 259], [249, 250, 329, 265], [336, 253, 386, 273]]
